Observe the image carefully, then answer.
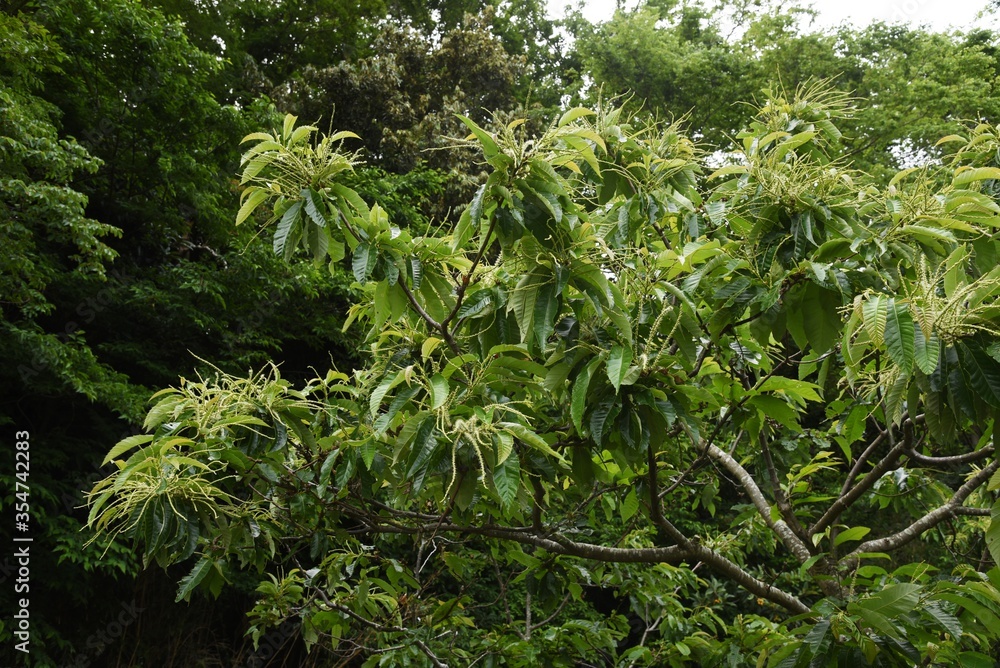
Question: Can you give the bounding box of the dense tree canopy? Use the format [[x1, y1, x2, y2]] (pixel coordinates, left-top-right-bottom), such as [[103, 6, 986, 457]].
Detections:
[[6, 0, 1000, 665], [90, 78, 1000, 666]]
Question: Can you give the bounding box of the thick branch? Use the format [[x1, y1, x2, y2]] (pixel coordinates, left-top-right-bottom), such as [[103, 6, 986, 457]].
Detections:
[[684, 541, 811, 615], [682, 422, 812, 564], [842, 461, 999, 567], [365, 517, 812, 614], [906, 446, 994, 467]]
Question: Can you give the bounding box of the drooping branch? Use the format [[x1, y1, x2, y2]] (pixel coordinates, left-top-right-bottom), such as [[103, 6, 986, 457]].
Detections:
[[841, 460, 999, 568], [355, 506, 812, 615]]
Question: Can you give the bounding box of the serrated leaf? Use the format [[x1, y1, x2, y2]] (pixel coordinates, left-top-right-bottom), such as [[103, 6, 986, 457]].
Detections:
[[493, 452, 520, 507], [501, 422, 566, 465], [987, 501, 1000, 566], [884, 299, 915, 373], [923, 600, 963, 638], [959, 343, 1000, 407], [495, 431, 513, 464], [176, 557, 213, 602], [557, 107, 595, 127], [862, 294, 887, 346], [607, 345, 633, 393], [457, 114, 500, 159], [571, 358, 599, 434], [857, 583, 922, 617], [533, 281, 560, 349], [303, 188, 327, 227], [359, 439, 377, 469], [273, 201, 302, 257], [457, 289, 494, 319], [352, 242, 376, 283], [469, 183, 486, 226], [102, 434, 154, 465], [953, 166, 1000, 186], [589, 395, 615, 444], [236, 188, 269, 226], [913, 327, 940, 374], [958, 652, 996, 668], [421, 337, 442, 359]]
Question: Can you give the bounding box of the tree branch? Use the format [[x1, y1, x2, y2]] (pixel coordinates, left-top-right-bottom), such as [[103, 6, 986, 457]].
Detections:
[[811, 421, 914, 537], [905, 445, 994, 467], [842, 461, 999, 568], [681, 422, 813, 564], [312, 589, 449, 667]]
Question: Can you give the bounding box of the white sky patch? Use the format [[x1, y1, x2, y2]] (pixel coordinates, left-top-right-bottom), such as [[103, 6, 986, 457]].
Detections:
[[546, 0, 995, 32]]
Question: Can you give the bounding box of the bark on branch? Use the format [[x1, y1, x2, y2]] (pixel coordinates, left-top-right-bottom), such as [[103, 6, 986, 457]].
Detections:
[[841, 461, 999, 569]]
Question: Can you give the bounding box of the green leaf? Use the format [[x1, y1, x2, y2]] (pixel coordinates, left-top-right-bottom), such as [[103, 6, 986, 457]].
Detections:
[[958, 343, 1000, 407], [352, 242, 377, 283], [406, 419, 439, 490], [987, 500, 1000, 567], [468, 183, 486, 228], [857, 583, 922, 617], [862, 294, 887, 346], [359, 439, 377, 469], [833, 525, 871, 547], [758, 377, 822, 403], [620, 488, 639, 522], [458, 289, 495, 319], [493, 452, 520, 508], [923, 600, 963, 638], [589, 395, 616, 444], [937, 592, 1000, 638], [457, 114, 500, 159], [273, 200, 302, 257], [748, 396, 802, 433], [571, 358, 599, 434], [176, 556, 213, 602], [557, 107, 595, 127], [913, 327, 940, 374], [855, 607, 904, 639], [533, 281, 560, 350], [429, 374, 449, 410], [495, 431, 514, 465], [236, 188, 269, 226], [958, 652, 997, 668], [953, 166, 1000, 186], [102, 434, 154, 465], [303, 188, 327, 227], [607, 344, 633, 393], [884, 299, 915, 373], [501, 422, 566, 465]]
